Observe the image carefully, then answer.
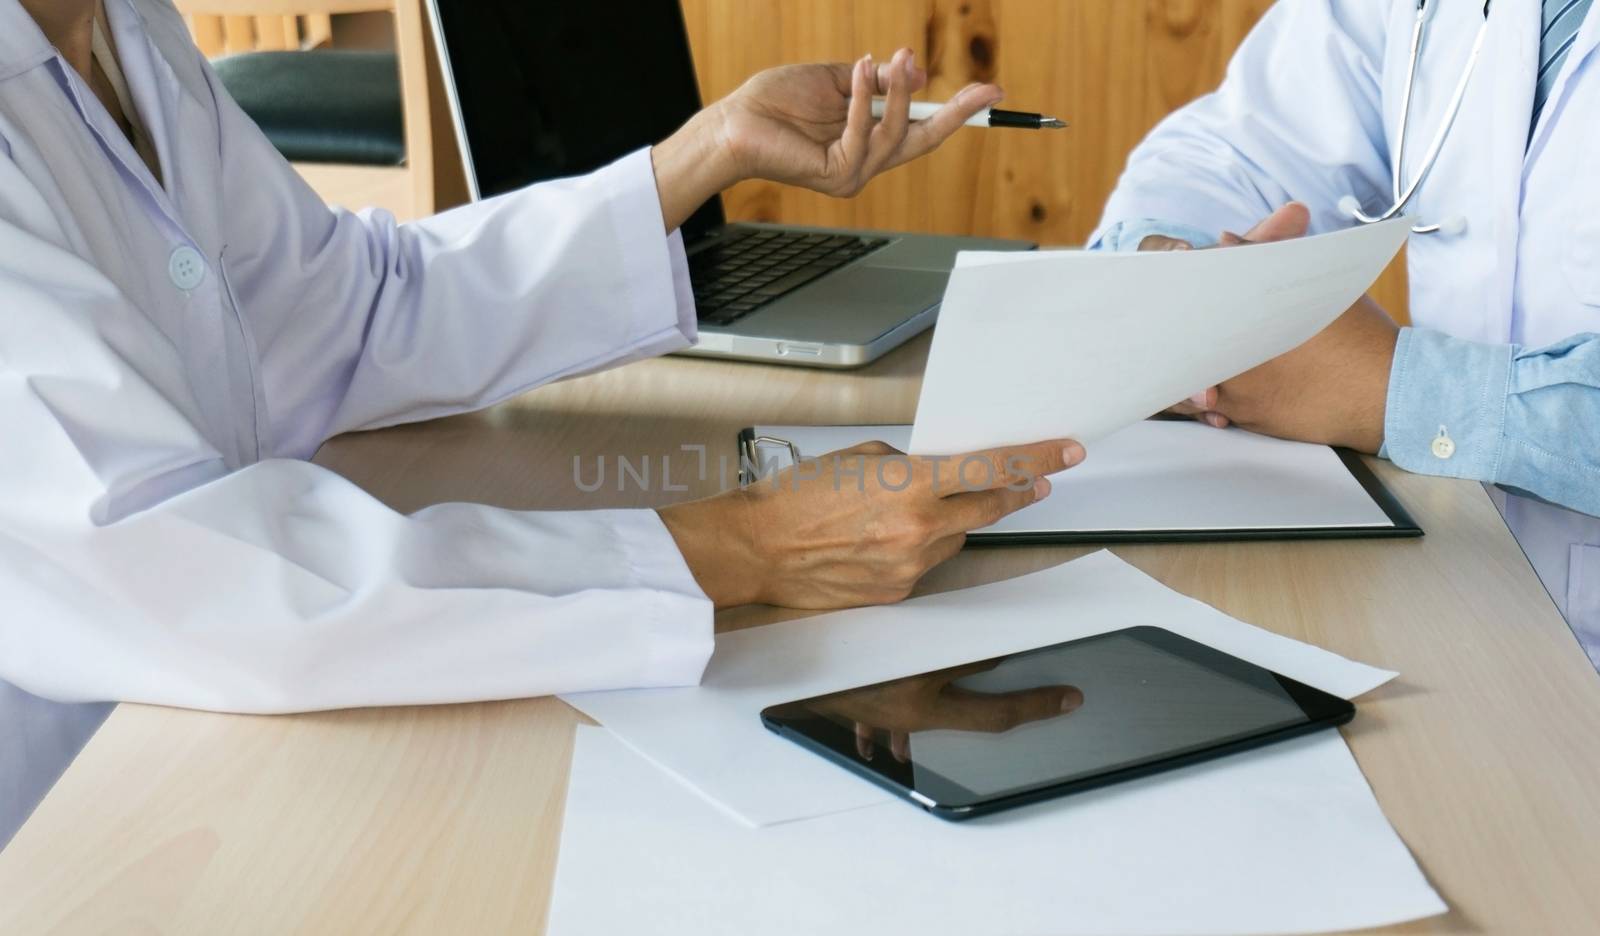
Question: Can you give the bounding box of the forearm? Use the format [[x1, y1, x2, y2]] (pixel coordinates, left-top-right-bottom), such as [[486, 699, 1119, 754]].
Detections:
[[1383, 328, 1600, 516], [656, 492, 765, 610], [651, 104, 744, 233]]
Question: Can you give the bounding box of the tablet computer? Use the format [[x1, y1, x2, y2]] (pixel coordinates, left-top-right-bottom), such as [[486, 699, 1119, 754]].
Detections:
[[761, 626, 1354, 821]]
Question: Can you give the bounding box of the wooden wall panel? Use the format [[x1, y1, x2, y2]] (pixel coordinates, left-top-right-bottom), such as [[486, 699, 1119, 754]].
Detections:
[[679, 0, 1409, 321]]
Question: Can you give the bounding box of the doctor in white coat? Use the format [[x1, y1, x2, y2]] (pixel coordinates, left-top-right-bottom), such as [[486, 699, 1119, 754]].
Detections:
[[0, 0, 1083, 846], [1093, 0, 1600, 667]]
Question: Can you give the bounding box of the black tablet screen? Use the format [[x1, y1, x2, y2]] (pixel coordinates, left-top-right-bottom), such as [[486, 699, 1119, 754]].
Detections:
[[764, 627, 1349, 809]]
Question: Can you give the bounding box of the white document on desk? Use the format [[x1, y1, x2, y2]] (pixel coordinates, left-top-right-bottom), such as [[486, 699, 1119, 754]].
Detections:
[[549, 726, 1446, 936], [561, 551, 1397, 827], [750, 420, 1395, 532], [907, 218, 1412, 455]]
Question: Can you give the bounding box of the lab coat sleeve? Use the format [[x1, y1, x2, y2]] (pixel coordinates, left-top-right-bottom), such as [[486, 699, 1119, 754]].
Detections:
[[1089, 0, 1394, 244], [0, 169, 714, 713], [203, 54, 698, 459], [1383, 327, 1600, 517]]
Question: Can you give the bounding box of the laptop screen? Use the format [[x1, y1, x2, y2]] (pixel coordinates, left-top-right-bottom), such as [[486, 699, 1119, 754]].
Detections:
[[429, 0, 725, 241]]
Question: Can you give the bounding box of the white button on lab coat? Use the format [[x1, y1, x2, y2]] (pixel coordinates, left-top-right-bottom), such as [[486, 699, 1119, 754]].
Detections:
[[167, 244, 205, 290], [1095, 0, 1600, 663], [0, 0, 712, 845]]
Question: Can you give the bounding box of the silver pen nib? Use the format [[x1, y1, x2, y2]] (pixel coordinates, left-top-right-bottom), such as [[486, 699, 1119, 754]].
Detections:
[[1041, 117, 1068, 129]]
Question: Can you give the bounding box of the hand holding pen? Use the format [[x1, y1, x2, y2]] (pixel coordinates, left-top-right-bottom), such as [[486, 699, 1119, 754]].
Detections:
[[657, 47, 1063, 227], [676, 48, 1006, 203]]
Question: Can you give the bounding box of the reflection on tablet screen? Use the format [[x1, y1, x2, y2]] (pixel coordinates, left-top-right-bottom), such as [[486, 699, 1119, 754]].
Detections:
[[784, 630, 1311, 801]]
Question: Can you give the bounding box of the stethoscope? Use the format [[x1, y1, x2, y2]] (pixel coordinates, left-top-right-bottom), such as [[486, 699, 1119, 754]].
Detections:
[[1339, 0, 1491, 235]]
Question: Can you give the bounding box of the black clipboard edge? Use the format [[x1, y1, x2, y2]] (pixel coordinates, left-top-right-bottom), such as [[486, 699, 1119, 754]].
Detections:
[[735, 427, 1424, 546], [1334, 446, 1423, 534]]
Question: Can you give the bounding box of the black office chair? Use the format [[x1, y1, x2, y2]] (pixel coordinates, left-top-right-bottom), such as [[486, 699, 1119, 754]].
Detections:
[[178, 3, 435, 219], [215, 48, 405, 166]]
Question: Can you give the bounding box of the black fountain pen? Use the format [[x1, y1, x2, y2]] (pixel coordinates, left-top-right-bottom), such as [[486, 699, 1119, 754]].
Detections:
[[870, 99, 1068, 129]]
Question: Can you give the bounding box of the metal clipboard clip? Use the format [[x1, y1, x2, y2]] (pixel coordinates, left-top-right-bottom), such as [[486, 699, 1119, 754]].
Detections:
[[739, 435, 803, 486]]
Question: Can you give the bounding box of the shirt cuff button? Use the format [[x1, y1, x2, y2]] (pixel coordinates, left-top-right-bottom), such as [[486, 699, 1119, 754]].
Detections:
[[1431, 426, 1456, 460]]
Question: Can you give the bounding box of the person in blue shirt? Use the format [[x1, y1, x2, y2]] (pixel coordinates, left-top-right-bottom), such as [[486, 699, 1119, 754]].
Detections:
[[1091, 0, 1600, 667]]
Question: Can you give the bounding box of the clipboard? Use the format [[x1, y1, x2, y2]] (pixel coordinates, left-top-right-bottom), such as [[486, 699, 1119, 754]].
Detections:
[[737, 423, 1422, 546]]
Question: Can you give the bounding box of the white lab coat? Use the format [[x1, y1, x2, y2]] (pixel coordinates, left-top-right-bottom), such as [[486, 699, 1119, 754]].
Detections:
[[1094, 0, 1599, 654], [0, 0, 712, 844]]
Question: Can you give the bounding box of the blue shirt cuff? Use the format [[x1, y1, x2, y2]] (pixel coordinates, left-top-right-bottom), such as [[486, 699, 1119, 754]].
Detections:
[[1091, 219, 1219, 252], [1382, 327, 1513, 482]]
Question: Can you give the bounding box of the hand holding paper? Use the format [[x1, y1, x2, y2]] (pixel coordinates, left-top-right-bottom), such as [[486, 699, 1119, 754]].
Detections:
[[659, 436, 1083, 609], [1149, 202, 1312, 426], [907, 218, 1412, 455]]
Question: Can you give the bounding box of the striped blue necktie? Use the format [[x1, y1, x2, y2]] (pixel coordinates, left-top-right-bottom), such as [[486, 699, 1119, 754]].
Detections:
[[1534, 0, 1594, 128]]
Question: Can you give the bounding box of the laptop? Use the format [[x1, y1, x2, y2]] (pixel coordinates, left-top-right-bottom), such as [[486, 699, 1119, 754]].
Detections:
[[425, 0, 1034, 368]]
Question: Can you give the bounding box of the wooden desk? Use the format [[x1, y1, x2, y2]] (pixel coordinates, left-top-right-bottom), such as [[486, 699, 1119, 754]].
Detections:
[[3, 335, 1598, 934]]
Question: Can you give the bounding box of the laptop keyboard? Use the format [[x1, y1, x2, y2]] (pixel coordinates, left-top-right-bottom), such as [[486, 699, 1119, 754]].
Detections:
[[689, 229, 890, 326]]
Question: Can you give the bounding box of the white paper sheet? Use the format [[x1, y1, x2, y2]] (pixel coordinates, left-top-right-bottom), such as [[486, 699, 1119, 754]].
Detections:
[[749, 420, 1395, 532], [907, 219, 1412, 455], [548, 726, 1447, 936], [561, 551, 1396, 827]]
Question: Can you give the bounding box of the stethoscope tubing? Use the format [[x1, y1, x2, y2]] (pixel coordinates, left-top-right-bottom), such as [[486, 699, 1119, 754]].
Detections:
[[1349, 0, 1492, 234]]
